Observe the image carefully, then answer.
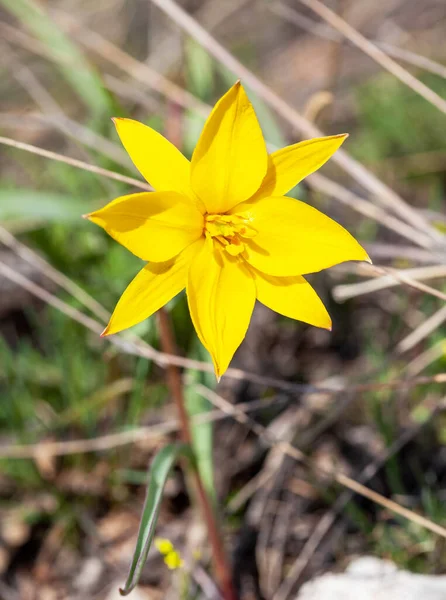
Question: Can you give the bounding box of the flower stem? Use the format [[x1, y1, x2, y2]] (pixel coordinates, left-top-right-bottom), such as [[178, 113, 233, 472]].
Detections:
[[157, 308, 237, 600]]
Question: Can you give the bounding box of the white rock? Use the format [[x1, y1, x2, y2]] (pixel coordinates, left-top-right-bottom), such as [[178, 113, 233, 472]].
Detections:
[[297, 556, 446, 600]]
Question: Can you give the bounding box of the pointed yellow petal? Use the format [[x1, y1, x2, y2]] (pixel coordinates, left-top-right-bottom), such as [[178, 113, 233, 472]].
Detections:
[[251, 134, 348, 200], [103, 239, 204, 336], [113, 118, 196, 200], [87, 191, 204, 262], [242, 196, 369, 276], [191, 82, 268, 214], [187, 242, 256, 378], [253, 269, 331, 330]]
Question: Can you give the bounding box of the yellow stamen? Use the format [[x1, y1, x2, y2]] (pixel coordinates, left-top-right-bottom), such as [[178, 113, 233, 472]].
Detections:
[[204, 213, 257, 257]]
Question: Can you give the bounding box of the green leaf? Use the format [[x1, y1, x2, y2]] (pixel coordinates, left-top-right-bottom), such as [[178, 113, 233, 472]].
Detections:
[[120, 443, 195, 596], [0, 189, 90, 223], [0, 0, 112, 117], [185, 340, 216, 505], [185, 38, 214, 101]]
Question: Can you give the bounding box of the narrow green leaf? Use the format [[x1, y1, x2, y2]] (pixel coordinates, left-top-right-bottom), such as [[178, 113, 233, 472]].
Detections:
[[185, 38, 214, 100], [120, 443, 195, 596], [0, 189, 91, 223], [0, 0, 111, 117], [183, 40, 212, 157]]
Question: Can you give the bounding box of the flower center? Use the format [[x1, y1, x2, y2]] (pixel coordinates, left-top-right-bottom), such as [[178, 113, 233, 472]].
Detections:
[[204, 213, 257, 256]]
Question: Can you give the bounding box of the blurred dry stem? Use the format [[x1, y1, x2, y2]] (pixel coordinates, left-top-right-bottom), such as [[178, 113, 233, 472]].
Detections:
[[52, 10, 210, 119], [272, 394, 444, 600], [195, 385, 446, 539], [334, 264, 446, 301], [268, 1, 446, 80], [0, 135, 152, 191], [296, 0, 446, 115], [0, 396, 287, 458], [397, 305, 446, 353], [0, 225, 110, 321]]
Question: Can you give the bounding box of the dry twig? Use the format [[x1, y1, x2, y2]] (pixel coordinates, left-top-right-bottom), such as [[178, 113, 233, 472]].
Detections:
[[196, 385, 446, 540], [333, 264, 446, 301], [268, 1, 446, 80], [296, 0, 446, 115], [397, 305, 446, 354]]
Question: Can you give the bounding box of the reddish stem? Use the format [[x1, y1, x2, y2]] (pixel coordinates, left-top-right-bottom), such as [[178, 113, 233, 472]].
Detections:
[[157, 308, 237, 600]]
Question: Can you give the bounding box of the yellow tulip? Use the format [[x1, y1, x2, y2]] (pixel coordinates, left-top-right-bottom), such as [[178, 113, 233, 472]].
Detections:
[[86, 82, 369, 378]]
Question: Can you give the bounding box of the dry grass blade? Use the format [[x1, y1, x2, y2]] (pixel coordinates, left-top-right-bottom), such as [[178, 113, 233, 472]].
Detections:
[[0, 0, 110, 116], [1, 248, 445, 393], [379, 266, 446, 301], [297, 0, 446, 116], [397, 305, 446, 354], [273, 509, 336, 600], [37, 113, 130, 167], [269, 1, 446, 81], [0, 42, 130, 169], [52, 9, 210, 119], [149, 0, 442, 244], [4, 377, 443, 544], [0, 397, 284, 459], [103, 74, 160, 112], [0, 21, 162, 113], [333, 264, 446, 301], [406, 338, 446, 376], [2, 9, 436, 252], [378, 42, 446, 80], [144, 0, 252, 72], [0, 20, 50, 57], [196, 385, 446, 540], [364, 243, 436, 264], [273, 395, 446, 600], [308, 172, 435, 250], [0, 260, 105, 335], [2, 228, 445, 537], [0, 225, 109, 321], [0, 135, 152, 191]]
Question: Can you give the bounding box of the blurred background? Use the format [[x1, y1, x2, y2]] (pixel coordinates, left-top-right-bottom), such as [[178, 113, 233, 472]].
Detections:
[[0, 0, 445, 598]]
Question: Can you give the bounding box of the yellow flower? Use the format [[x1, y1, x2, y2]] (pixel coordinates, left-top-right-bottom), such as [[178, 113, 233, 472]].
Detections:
[[154, 538, 174, 555], [154, 537, 184, 570], [86, 82, 369, 378]]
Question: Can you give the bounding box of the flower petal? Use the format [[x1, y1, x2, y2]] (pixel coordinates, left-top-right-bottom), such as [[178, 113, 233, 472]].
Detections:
[[86, 191, 204, 262], [191, 82, 268, 214], [187, 241, 256, 378], [241, 196, 369, 276], [253, 269, 331, 329], [251, 134, 348, 200], [103, 239, 204, 336], [113, 118, 196, 200]]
